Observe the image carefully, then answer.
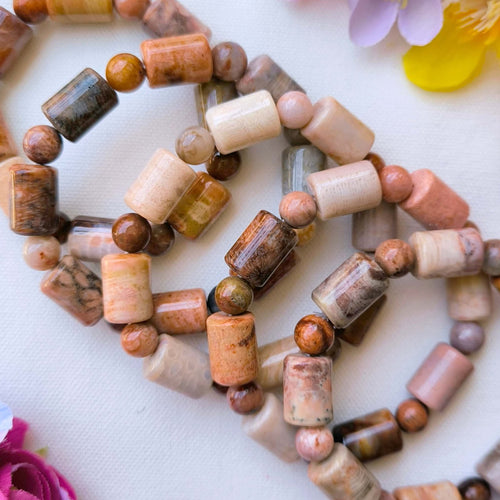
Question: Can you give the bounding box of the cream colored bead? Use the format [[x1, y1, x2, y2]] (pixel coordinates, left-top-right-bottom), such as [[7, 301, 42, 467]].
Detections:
[[446, 273, 492, 321], [124, 148, 196, 224], [393, 481, 461, 500], [306, 161, 382, 220], [205, 90, 281, 154], [23, 236, 61, 270], [46, 0, 113, 22], [301, 97, 375, 165], [0, 156, 23, 216]]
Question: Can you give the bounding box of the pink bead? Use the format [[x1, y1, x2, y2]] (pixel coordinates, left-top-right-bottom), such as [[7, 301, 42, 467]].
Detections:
[[295, 426, 333, 462], [279, 191, 317, 228], [277, 91, 313, 129]]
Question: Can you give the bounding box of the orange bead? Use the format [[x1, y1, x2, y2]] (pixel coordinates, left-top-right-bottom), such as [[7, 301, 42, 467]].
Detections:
[[121, 322, 159, 357], [14, 0, 48, 23], [379, 165, 413, 203], [364, 151, 385, 172], [106, 53, 145, 93], [294, 314, 334, 355]]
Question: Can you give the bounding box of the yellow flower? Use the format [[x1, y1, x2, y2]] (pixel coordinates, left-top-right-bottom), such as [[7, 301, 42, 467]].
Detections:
[[403, 0, 500, 91]]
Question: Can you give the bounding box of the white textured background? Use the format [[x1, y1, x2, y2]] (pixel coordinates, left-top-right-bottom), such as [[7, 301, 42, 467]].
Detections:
[[1, 0, 500, 498]]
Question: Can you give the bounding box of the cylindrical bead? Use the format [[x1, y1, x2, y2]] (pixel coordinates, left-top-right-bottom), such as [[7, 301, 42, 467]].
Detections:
[[483, 239, 500, 276], [406, 342, 474, 411], [46, 0, 112, 21], [195, 79, 238, 129], [143, 333, 212, 399], [393, 481, 461, 500], [101, 253, 153, 324], [312, 252, 389, 329], [0, 7, 32, 78], [252, 249, 298, 299], [307, 161, 382, 220], [0, 111, 17, 161], [206, 90, 281, 155], [282, 145, 325, 195], [0, 156, 23, 216], [477, 442, 500, 493], [446, 273, 492, 321]]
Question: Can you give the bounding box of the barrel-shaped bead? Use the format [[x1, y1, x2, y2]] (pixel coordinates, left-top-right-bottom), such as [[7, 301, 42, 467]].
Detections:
[[195, 79, 238, 129], [0, 7, 32, 78], [252, 249, 298, 299], [46, 0, 112, 21], [0, 111, 17, 161], [477, 442, 500, 493], [282, 145, 325, 195], [0, 156, 23, 216], [393, 481, 461, 500], [446, 273, 492, 322]]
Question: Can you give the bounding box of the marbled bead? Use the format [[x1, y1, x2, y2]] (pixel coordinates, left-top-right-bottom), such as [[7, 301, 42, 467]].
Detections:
[[393, 482, 462, 500], [333, 408, 403, 462], [113, 0, 149, 19], [46, 0, 112, 21], [277, 91, 314, 129], [458, 478, 491, 500], [101, 253, 153, 324], [450, 321, 485, 355], [121, 322, 159, 358], [40, 254, 103, 326], [312, 252, 389, 329], [9, 164, 59, 236], [364, 152, 385, 172], [151, 288, 207, 335], [140, 34, 212, 88], [23, 236, 60, 271], [0, 112, 17, 162], [294, 222, 316, 247], [143, 333, 212, 399], [212, 41, 247, 82], [195, 79, 238, 130], [206, 150, 241, 181], [175, 126, 215, 165], [379, 165, 413, 203], [14, 0, 48, 23], [23, 126, 62, 165], [227, 382, 264, 415], [42, 68, 118, 142], [395, 399, 428, 433], [0, 7, 32, 77], [447, 273, 492, 322], [477, 442, 500, 492], [0, 156, 23, 216], [253, 250, 299, 299], [215, 276, 253, 315], [294, 314, 334, 355], [105, 53, 145, 93], [295, 426, 334, 462], [52, 212, 71, 244], [279, 191, 317, 228], [112, 213, 151, 253], [482, 239, 500, 276], [145, 223, 174, 256], [282, 145, 326, 195], [374, 239, 415, 278], [225, 210, 298, 288]]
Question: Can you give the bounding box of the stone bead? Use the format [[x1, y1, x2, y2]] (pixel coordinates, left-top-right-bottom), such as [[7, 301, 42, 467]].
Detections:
[[325, 336, 343, 363], [0, 156, 23, 216], [207, 286, 219, 314], [282, 145, 326, 195], [42, 68, 118, 142], [215, 276, 253, 315], [283, 127, 310, 146], [477, 442, 500, 493], [105, 53, 145, 93], [113, 0, 149, 19], [333, 408, 403, 462], [352, 201, 397, 253], [40, 254, 103, 326], [312, 252, 389, 329], [295, 426, 334, 462], [206, 150, 241, 181], [212, 41, 247, 82], [166, 171, 231, 239], [279, 191, 317, 228], [101, 253, 153, 324], [450, 321, 485, 355], [13, 0, 48, 23], [236, 54, 305, 102], [379, 165, 413, 203], [145, 223, 174, 256], [242, 392, 299, 462], [0, 112, 17, 162], [395, 399, 428, 433], [307, 161, 382, 220], [23, 125, 62, 165], [121, 322, 159, 358], [374, 239, 415, 278], [399, 169, 469, 230], [142, 0, 211, 40], [0, 7, 32, 77], [308, 443, 382, 500], [195, 79, 237, 130], [225, 210, 298, 288], [301, 97, 375, 165], [23, 236, 60, 271], [206, 90, 281, 155], [294, 314, 334, 355], [9, 164, 59, 236], [124, 148, 196, 224], [253, 250, 299, 299], [141, 34, 212, 88], [458, 478, 492, 500], [482, 239, 500, 276], [68, 216, 122, 262], [112, 213, 152, 253], [227, 382, 264, 415], [283, 354, 333, 426], [277, 91, 314, 129], [409, 228, 484, 279], [151, 288, 207, 335], [393, 482, 461, 500], [364, 152, 385, 172], [381, 492, 396, 500], [52, 211, 71, 244], [407, 342, 474, 411], [447, 273, 492, 322], [175, 126, 215, 165], [143, 333, 212, 399], [294, 222, 316, 247], [492, 275, 500, 294], [46, 0, 112, 21]]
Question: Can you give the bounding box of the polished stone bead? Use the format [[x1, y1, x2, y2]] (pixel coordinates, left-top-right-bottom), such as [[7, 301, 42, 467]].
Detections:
[[325, 336, 342, 363], [279, 191, 317, 228], [207, 286, 219, 314], [364, 151, 385, 172], [227, 382, 264, 415], [105, 53, 145, 93], [253, 249, 298, 299], [0, 7, 32, 77], [23, 125, 62, 165], [295, 426, 334, 462], [42, 68, 118, 142], [458, 478, 491, 500], [195, 79, 238, 130], [206, 150, 241, 181], [0, 156, 23, 216], [282, 145, 325, 195], [23, 236, 60, 271], [0, 111, 17, 162], [212, 41, 247, 82], [482, 239, 500, 276], [14, 0, 48, 23], [52, 212, 71, 244], [395, 399, 428, 433], [447, 274, 492, 322], [379, 165, 413, 203], [40, 254, 103, 326], [294, 222, 316, 247], [46, 0, 112, 22], [215, 276, 253, 315], [277, 91, 314, 129], [477, 442, 500, 492], [374, 239, 415, 278], [145, 223, 175, 256], [294, 314, 334, 355], [381, 492, 396, 500], [112, 213, 152, 253], [121, 322, 159, 358], [450, 321, 485, 355], [394, 481, 461, 500], [114, 0, 149, 19], [175, 126, 214, 165]]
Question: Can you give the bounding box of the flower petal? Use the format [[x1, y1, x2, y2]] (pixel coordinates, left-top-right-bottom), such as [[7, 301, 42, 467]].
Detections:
[[349, 0, 398, 47], [398, 0, 444, 46], [0, 404, 13, 445], [0, 464, 11, 496], [8, 491, 39, 500], [3, 420, 28, 451]]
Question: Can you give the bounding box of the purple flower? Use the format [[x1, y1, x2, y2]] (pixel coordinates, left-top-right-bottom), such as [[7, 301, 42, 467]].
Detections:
[[349, 0, 444, 47]]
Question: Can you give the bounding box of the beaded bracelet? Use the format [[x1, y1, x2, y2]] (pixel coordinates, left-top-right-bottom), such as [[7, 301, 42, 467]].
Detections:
[[0, 0, 500, 498]]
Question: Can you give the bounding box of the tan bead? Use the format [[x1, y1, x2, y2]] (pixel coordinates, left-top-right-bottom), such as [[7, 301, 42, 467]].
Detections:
[[46, 0, 112, 22], [295, 426, 334, 462], [393, 481, 461, 500], [23, 125, 62, 165], [105, 53, 145, 93], [395, 399, 428, 433], [0, 111, 18, 162], [446, 273, 492, 322], [113, 0, 148, 19], [23, 236, 60, 270], [294, 314, 334, 355], [379, 165, 413, 203], [212, 41, 247, 82], [279, 191, 317, 228], [14, 0, 48, 23], [175, 126, 214, 165], [375, 239, 415, 278], [0, 156, 23, 216], [121, 322, 159, 357], [277, 91, 314, 129], [294, 221, 316, 247]]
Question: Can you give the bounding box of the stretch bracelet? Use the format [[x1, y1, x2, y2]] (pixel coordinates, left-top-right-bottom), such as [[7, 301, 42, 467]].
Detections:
[[1, 1, 500, 498]]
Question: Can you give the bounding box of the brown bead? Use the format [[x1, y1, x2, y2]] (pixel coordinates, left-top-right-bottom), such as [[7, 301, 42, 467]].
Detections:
[[458, 478, 491, 500], [379, 165, 413, 203], [14, 0, 48, 23], [226, 382, 264, 414], [106, 53, 145, 93], [23, 125, 62, 165], [375, 239, 415, 278], [294, 314, 335, 355], [113, 0, 149, 19], [206, 150, 241, 181], [175, 126, 215, 165], [483, 239, 500, 276], [52, 212, 71, 244], [212, 41, 247, 82], [112, 213, 152, 253], [145, 223, 175, 256], [279, 191, 317, 229], [215, 276, 253, 315], [364, 151, 385, 172], [121, 322, 159, 357], [212, 381, 228, 394], [395, 399, 428, 433]]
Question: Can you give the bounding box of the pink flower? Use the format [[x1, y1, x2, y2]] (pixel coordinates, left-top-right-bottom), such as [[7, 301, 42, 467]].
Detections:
[[348, 0, 444, 47]]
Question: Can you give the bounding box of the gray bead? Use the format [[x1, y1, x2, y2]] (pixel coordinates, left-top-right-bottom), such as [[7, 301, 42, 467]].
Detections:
[[483, 239, 500, 276], [282, 145, 325, 195], [449, 321, 485, 354]]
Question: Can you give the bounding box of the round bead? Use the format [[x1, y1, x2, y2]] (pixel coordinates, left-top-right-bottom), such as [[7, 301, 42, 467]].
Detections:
[[294, 314, 335, 355], [277, 91, 314, 130], [379, 165, 413, 203], [294, 221, 316, 247], [207, 286, 220, 314], [279, 191, 317, 228], [52, 212, 71, 244], [212, 41, 248, 82], [458, 478, 491, 500], [113, 0, 149, 18], [23, 125, 62, 165], [450, 321, 485, 355], [176, 126, 215, 165], [112, 213, 152, 253], [106, 53, 145, 93], [483, 239, 500, 276], [206, 150, 241, 181], [295, 427, 334, 462], [145, 223, 175, 256], [23, 236, 60, 271], [226, 382, 264, 414], [120, 322, 159, 357], [13, 0, 47, 23], [215, 276, 253, 315], [374, 239, 415, 278], [395, 399, 428, 433], [364, 152, 385, 172]]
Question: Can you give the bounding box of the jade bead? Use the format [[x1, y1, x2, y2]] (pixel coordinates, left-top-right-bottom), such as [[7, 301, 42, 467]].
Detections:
[[215, 276, 253, 315]]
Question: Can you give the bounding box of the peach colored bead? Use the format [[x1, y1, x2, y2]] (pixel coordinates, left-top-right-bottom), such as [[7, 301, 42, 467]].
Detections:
[[113, 0, 149, 19], [106, 53, 145, 93], [279, 191, 317, 228], [374, 239, 415, 278], [14, 0, 48, 23], [295, 426, 334, 462], [277, 91, 314, 130], [0, 156, 23, 216], [0, 111, 17, 162], [23, 236, 60, 271], [175, 125, 215, 165], [121, 322, 159, 357], [393, 481, 461, 500], [379, 165, 413, 203]]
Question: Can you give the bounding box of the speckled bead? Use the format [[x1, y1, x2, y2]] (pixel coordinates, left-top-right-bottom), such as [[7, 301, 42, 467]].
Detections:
[[282, 145, 325, 195], [46, 0, 112, 21], [279, 191, 317, 228], [215, 276, 253, 315], [393, 481, 461, 500], [121, 322, 159, 358], [206, 150, 241, 181], [477, 442, 500, 493], [112, 213, 152, 253], [294, 314, 334, 355], [253, 250, 299, 299], [227, 382, 264, 414], [0, 7, 32, 77], [175, 126, 215, 165], [482, 239, 500, 276], [0, 156, 23, 216], [23, 126, 62, 165], [277, 91, 314, 129], [145, 223, 175, 256], [446, 273, 492, 322], [195, 79, 237, 130], [105, 53, 145, 92], [295, 426, 334, 462], [450, 321, 485, 355], [374, 239, 415, 278], [458, 478, 491, 500], [395, 399, 428, 433], [23, 236, 60, 270], [14, 0, 48, 23], [113, 0, 149, 19], [212, 41, 247, 82], [379, 165, 413, 203], [0, 112, 17, 162]]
